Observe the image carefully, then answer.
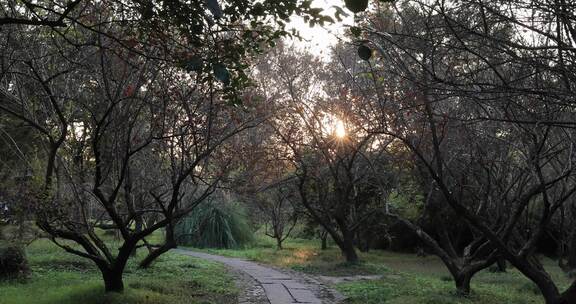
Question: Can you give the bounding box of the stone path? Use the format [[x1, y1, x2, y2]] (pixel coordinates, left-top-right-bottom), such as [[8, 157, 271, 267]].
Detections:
[[174, 249, 339, 304]]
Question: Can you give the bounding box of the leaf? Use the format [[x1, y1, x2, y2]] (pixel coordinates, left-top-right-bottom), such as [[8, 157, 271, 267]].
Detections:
[[213, 63, 230, 85], [358, 45, 372, 61], [350, 26, 362, 38], [206, 0, 223, 19], [333, 5, 348, 21], [310, 8, 324, 16], [252, 3, 265, 16], [184, 56, 203, 72], [344, 0, 369, 13], [332, 5, 350, 18]]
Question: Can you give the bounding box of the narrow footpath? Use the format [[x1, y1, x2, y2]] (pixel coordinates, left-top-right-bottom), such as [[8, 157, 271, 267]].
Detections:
[[174, 249, 343, 304]]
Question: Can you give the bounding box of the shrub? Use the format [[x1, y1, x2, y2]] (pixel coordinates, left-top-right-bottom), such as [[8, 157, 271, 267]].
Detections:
[[0, 244, 29, 279], [0, 222, 44, 244], [175, 201, 253, 249]]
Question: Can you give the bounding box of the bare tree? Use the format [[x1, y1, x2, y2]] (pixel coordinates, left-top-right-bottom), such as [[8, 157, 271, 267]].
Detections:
[[252, 182, 299, 250], [249, 44, 393, 262], [0, 20, 261, 291], [345, 1, 576, 302]]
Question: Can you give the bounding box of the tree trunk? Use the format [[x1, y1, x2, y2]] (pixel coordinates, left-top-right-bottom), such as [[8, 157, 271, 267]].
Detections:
[[357, 231, 370, 253], [342, 245, 359, 263], [102, 269, 124, 292], [496, 257, 507, 272], [566, 228, 576, 272], [139, 238, 176, 268], [130, 218, 144, 257], [276, 237, 283, 250], [514, 262, 562, 304], [140, 224, 177, 268], [455, 273, 472, 296], [341, 233, 359, 263], [321, 234, 328, 250], [557, 281, 576, 304]]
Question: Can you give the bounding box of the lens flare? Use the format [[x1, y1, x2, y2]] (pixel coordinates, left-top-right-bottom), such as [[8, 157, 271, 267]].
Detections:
[[335, 119, 346, 138]]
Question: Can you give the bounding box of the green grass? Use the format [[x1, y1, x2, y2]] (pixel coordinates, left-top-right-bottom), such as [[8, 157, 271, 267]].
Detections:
[[336, 272, 543, 304], [0, 237, 237, 304], [6, 229, 572, 304], [190, 233, 574, 304]]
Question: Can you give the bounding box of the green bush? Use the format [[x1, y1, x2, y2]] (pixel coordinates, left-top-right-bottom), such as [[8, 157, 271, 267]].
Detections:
[[0, 222, 44, 244], [0, 244, 29, 279], [175, 201, 253, 249]]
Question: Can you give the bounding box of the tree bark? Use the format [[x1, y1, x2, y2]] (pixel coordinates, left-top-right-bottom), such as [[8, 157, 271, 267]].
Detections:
[[496, 257, 507, 272], [321, 232, 328, 250], [512, 259, 563, 304], [455, 273, 472, 296], [139, 229, 177, 268], [557, 281, 576, 304], [102, 269, 124, 292], [566, 227, 576, 272], [341, 245, 359, 263], [340, 233, 359, 263], [276, 237, 283, 250], [139, 241, 176, 268]]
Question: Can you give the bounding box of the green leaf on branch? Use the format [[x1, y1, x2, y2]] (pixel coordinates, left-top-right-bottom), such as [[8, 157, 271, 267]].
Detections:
[[344, 0, 369, 13], [350, 26, 362, 38], [185, 56, 203, 72], [333, 5, 350, 22], [252, 3, 265, 16], [206, 0, 223, 18], [213, 63, 231, 85], [358, 45, 372, 60]]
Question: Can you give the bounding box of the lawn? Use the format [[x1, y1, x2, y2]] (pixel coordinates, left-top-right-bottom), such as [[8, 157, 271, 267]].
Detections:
[[2, 231, 573, 304], [194, 233, 573, 304], [0, 237, 237, 304]]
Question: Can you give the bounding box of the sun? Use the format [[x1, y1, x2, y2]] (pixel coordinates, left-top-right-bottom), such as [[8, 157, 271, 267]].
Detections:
[[321, 114, 347, 139], [334, 119, 346, 139]]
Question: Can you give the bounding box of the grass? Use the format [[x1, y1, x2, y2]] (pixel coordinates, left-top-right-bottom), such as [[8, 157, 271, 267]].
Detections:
[[191, 232, 574, 304], [3, 228, 573, 304], [193, 235, 388, 276], [0, 236, 237, 304], [336, 272, 543, 304]]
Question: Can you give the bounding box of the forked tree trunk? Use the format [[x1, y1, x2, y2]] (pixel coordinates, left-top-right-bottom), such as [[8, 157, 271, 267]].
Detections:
[[139, 228, 177, 268], [139, 239, 176, 268]]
